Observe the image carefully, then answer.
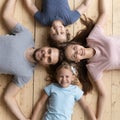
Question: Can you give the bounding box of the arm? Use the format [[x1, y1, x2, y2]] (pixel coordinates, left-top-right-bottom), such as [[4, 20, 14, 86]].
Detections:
[[75, 0, 92, 15], [2, 0, 18, 31], [78, 96, 97, 120], [96, 0, 107, 27], [31, 90, 48, 120], [95, 79, 107, 120], [24, 0, 38, 16], [4, 82, 30, 120]]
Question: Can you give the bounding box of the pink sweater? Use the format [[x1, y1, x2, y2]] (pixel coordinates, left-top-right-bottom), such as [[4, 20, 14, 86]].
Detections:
[[86, 25, 120, 81]]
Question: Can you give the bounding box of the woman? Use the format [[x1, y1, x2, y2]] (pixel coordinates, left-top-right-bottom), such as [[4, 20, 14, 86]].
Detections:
[[65, 0, 108, 120], [24, 0, 92, 44]]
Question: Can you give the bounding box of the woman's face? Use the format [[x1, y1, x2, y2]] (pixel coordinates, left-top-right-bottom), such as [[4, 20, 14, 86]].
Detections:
[[65, 44, 86, 62], [56, 67, 73, 88], [50, 20, 67, 43]]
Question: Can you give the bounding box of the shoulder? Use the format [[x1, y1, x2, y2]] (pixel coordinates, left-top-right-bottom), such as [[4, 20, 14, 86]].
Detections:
[[44, 83, 59, 96], [66, 10, 80, 25], [70, 85, 83, 94], [87, 24, 104, 42], [71, 85, 84, 101]]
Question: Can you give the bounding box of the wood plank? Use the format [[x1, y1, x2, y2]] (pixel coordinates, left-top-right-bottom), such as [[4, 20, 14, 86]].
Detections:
[[0, 0, 120, 120], [102, 0, 113, 120], [33, 0, 49, 119], [0, 1, 16, 120], [0, 75, 15, 120], [15, 0, 34, 119], [112, 0, 120, 119]]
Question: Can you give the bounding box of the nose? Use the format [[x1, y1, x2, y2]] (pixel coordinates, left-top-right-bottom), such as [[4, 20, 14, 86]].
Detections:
[[75, 51, 78, 56], [77, 49, 81, 53], [56, 27, 61, 35], [42, 51, 49, 58], [56, 29, 60, 35], [74, 51, 80, 60], [44, 53, 50, 57], [62, 76, 66, 81]]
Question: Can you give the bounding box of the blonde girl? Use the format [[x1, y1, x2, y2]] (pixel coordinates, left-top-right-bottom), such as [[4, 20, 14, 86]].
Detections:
[[31, 62, 96, 120]]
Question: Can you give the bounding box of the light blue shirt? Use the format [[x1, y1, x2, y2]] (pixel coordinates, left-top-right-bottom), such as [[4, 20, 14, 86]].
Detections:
[[43, 83, 83, 120]]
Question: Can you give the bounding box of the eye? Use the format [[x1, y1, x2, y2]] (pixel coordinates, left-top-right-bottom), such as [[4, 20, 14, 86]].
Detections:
[[40, 57, 42, 61], [73, 55, 76, 58], [72, 54, 76, 60], [47, 57, 51, 63], [73, 46, 77, 50], [52, 33, 56, 36], [48, 49, 51, 54], [66, 75, 69, 78], [51, 28, 56, 35], [60, 32, 64, 34], [57, 75, 62, 79], [60, 75, 63, 78]]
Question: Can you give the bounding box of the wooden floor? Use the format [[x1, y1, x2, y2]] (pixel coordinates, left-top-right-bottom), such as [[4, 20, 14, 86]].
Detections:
[[0, 0, 120, 120]]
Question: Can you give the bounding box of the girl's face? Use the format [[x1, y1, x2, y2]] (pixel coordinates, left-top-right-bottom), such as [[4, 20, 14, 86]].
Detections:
[[56, 67, 73, 88], [50, 20, 67, 43], [65, 44, 86, 63]]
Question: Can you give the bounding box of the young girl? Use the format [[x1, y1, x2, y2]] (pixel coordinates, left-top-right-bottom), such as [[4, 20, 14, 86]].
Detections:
[[24, 0, 92, 44], [64, 0, 112, 120], [31, 62, 97, 120]]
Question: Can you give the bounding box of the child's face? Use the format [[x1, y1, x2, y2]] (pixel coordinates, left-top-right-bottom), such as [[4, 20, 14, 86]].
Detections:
[[50, 20, 67, 43], [56, 68, 73, 88]]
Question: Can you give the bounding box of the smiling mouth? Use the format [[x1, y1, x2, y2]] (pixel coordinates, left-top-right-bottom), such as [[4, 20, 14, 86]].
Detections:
[[37, 50, 43, 61], [80, 49, 85, 56]]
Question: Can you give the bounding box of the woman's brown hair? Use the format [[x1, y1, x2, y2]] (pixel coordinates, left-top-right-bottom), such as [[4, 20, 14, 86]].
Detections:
[[65, 15, 95, 95]]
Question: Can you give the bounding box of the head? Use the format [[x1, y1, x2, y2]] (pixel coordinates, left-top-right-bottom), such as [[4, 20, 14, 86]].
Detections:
[[32, 46, 60, 66], [65, 43, 86, 63], [55, 62, 79, 88], [64, 15, 95, 63], [49, 20, 70, 45]]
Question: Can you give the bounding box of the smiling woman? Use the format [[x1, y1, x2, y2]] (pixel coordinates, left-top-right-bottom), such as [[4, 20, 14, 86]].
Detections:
[[64, 0, 120, 119], [65, 44, 94, 62]]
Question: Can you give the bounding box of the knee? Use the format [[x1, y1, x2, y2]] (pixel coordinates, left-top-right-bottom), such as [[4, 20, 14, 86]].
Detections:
[[98, 89, 107, 100]]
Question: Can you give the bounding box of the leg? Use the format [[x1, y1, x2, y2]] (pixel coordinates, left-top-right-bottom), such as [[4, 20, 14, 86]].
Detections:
[[95, 79, 107, 120], [4, 82, 30, 120], [2, 0, 18, 31]]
